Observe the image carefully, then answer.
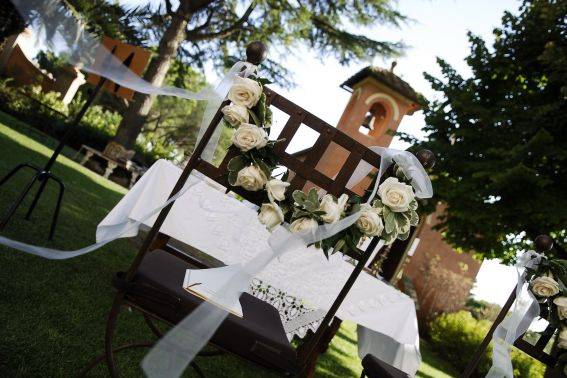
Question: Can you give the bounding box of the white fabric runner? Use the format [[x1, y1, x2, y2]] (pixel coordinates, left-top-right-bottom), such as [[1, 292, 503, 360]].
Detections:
[[97, 159, 421, 375]]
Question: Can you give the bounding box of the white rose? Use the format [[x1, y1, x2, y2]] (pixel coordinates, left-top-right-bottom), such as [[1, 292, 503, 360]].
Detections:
[[228, 76, 262, 108], [266, 179, 290, 202], [319, 194, 349, 223], [232, 123, 268, 152], [356, 204, 384, 237], [258, 203, 284, 231], [290, 217, 319, 234], [531, 276, 560, 297], [235, 165, 267, 191], [222, 103, 249, 127], [554, 297, 567, 320], [378, 177, 415, 212], [558, 328, 567, 349]]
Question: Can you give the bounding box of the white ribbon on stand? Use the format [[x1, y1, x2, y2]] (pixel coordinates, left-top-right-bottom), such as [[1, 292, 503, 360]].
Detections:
[[486, 251, 542, 377]]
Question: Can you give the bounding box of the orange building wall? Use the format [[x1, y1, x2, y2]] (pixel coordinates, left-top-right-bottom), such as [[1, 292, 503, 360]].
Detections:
[[404, 205, 481, 323], [316, 77, 417, 180]]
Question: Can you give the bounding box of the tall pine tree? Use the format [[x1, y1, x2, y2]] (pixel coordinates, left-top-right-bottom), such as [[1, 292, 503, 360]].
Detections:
[[419, 0, 567, 263]]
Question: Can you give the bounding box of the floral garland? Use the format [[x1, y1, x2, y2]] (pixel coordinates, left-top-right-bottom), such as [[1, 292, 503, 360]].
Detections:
[[220, 76, 421, 257], [526, 254, 567, 370]]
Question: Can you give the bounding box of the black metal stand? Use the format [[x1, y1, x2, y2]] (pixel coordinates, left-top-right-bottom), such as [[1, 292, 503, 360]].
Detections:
[[0, 49, 133, 240]]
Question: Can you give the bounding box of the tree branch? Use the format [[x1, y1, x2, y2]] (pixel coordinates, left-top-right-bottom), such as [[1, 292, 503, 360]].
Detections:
[[188, 9, 214, 33], [164, 0, 173, 15], [185, 2, 255, 42]]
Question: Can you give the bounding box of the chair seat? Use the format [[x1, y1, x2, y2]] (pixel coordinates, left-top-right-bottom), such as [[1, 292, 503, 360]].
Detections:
[[362, 354, 409, 378], [115, 249, 298, 373]]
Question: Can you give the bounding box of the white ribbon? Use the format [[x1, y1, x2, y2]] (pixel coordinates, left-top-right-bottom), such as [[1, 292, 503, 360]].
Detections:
[[486, 251, 542, 377], [10, 0, 257, 162], [347, 146, 433, 201]]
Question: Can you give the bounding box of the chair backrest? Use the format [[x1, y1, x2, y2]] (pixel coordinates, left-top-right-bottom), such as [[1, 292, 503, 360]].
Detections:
[[193, 87, 385, 258], [195, 87, 384, 199], [463, 235, 558, 376]]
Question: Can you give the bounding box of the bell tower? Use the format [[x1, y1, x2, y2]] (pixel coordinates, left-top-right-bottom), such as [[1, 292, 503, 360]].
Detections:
[[316, 65, 422, 179]]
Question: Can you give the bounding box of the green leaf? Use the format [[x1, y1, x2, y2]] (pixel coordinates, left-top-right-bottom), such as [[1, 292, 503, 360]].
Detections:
[[409, 199, 418, 211], [256, 92, 267, 126], [256, 77, 272, 86], [303, 200, 318, 212], [248, 109, 261, 126], [257, 160, 272, 178], [292, 209, 312, 219], [410, 210, 419, 226], [227, 156, 247, 172], [292, 190, 306, 205], [307, 188, 319, 205], [350, 203, 361, 214], [385, 211, 396, 234], [398, 230, 410, 241], [228, 171, 238, 186], [265, 107, 273, 128], [395, 212, 409, 226], [349, 195, 362, 204]]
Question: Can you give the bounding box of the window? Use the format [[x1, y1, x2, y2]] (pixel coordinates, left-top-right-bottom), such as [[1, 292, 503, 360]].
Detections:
[[359, 102, 388, 136]]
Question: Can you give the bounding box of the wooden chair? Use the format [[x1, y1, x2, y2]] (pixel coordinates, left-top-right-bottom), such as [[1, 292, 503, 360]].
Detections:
[[361, 354, 410, 378], [462, 234, 561, 377], [91, 42, 434, 377]]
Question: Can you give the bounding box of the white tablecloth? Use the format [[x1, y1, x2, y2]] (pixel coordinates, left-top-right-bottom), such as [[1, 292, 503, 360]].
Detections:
[[97, 159, 421, 375]]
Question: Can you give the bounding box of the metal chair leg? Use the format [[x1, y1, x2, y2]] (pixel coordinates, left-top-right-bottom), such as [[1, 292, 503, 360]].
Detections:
[[48, 175, 65, 240], [25, 173, 49, 220], [0, 173, 40, 230], [0, 163, 40, 187], [105, 294, 124, 378]]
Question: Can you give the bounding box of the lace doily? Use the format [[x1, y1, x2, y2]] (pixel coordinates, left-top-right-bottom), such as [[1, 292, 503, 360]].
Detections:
[[250, 278, 325, 340]]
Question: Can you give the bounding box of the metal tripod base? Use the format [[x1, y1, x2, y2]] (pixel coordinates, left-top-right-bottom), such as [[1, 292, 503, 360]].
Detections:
[[0, 163, 65, 240]]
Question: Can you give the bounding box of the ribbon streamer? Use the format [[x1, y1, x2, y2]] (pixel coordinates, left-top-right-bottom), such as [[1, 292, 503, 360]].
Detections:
[[486, 251, 542, 377], [10, 0, 258, 161]]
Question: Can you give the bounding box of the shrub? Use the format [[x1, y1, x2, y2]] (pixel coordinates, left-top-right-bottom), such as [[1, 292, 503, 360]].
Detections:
[[428, 310, 546, 377]]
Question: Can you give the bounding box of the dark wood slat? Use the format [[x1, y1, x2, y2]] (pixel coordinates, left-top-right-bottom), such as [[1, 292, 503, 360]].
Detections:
[[330, 149, 363, 197], [303, 131, 333, 168], [514, 338, 556, 366], [289, 175, 307, 192], [534, 324, 556, 350], [273, 112, 304, 155]]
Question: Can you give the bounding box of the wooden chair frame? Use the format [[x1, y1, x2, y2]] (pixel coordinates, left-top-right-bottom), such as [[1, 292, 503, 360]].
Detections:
[[462, 235, 559, 377], [91, 86, 416, 377]]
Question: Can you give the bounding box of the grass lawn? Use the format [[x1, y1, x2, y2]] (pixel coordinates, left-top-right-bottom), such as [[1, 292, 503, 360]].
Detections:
[[0, 111, 456, 377]]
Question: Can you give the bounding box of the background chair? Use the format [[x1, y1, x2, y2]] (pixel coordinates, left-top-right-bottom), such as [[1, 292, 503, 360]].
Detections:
[[462, 234, 561, 377], [361, 354, 410, 378]]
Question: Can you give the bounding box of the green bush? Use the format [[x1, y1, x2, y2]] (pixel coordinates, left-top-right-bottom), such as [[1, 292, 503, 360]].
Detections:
[[428, 311, 546, 378], [0, 78, 162, 164]]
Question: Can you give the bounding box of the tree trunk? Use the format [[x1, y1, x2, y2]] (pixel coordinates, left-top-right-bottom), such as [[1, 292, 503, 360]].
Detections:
[[112, 3, 191, 149]]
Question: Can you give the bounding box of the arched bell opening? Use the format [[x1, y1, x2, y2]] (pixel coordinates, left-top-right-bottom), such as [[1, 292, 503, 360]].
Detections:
[[359, 101, 391, 138]]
